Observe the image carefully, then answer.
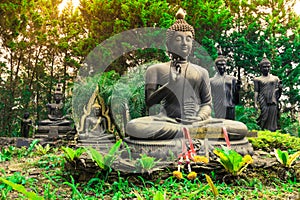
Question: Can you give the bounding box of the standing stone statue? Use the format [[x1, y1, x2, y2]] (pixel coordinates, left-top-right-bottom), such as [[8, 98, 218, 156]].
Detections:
[[21, 112, 32, 138], [125, 8, 248, 141], [210, 48, 241, 120], [253, 54, 282, 131]]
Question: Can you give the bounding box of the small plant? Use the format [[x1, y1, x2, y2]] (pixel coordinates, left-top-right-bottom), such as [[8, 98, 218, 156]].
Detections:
[[63, 176, 84, 200], [36, 154, 64, 170], [135, 154, 157, 173], [61, 147, 86, 163], [87, 139, 122, 170], [0, 146, 15, 162], [35, 144, 51, 156], [274, 149, 300, 168], [25, 139, 40, 156], [213, 146, 253, 176]]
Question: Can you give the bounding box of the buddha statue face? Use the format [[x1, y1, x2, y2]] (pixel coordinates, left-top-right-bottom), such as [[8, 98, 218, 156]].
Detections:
[[216, 60, 226, 76], [54, 93, 62, 103], [167, 31, 193, 60], [260, 62, 271, 76], [23, 112, 30, 119], [93, 107, 101, 117]]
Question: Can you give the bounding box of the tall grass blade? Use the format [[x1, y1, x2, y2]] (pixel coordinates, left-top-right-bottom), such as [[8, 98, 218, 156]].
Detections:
[[0, 177, 44, 200], [205, 174, 219, 197]]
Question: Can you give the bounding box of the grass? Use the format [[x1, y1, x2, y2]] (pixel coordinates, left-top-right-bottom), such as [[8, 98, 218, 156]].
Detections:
[[1, 157, 299, 199], [0, 132, 299, 199]]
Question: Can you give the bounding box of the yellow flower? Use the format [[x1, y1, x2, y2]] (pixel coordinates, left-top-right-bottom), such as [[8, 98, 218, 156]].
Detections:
[[173, 171, 183, 179], [243, 155, 253, 164], [193, 155, 209, 164], [187, 171, 197, 180]]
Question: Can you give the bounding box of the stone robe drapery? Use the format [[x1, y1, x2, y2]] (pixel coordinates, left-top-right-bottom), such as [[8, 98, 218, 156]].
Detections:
[[210, 74, 239, 119], [254, 74, 281, 131]]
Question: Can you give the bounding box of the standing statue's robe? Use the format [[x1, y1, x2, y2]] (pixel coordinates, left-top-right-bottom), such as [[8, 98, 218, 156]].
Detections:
[[254, 74, 281, 131], [210, 74, 239, 120]]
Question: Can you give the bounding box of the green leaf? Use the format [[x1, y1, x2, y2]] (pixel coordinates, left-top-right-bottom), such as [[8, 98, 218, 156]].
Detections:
[[137, 154, 156, 171], [26, 139, 40, 155], [275, 149, 286, 165], [103, 139, 122, 167], [214, 147, 251, 176], [287, 151, 300, 167], [153, 191, 165, 200], [61, 147, 76, 162], [87, 147, 105, 169], [205, 174, 219, 197], [133, 190, 144, 200], [0, 177, 44, 200]]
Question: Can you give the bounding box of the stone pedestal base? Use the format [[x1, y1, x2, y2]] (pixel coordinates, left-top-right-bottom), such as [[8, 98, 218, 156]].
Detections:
[[122, 137, 253, 160]]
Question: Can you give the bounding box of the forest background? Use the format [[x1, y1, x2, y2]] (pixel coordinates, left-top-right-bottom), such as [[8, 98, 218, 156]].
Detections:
[[0, 0, 299, 137]]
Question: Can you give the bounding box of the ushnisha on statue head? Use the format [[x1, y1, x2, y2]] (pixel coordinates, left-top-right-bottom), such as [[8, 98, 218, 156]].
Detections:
[[166, 8, 195, 62]]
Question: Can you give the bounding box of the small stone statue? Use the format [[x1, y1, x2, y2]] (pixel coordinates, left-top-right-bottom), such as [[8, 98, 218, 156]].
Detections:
[[210, 48, 241, 120], [46, 83, 65, 121], [21, 112, 32, 138], [253, 54, 282, 131], [125, 8, 247, 141], [39, 83, 71, 126], [79, 102, 107, 139], [36, 83, 76, 140]]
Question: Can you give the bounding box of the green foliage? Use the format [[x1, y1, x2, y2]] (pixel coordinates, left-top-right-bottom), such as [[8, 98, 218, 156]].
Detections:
[[213, 146, 253, 176], [279, 113, 300, 137], [63, 176, 84, 200], [35, 144, 51, 156], [0, 177, 44, 200], [135, 154, 157, 173], [72, 75, 103, 124], [235, 105, 260, 131], [87, 147, 105, 170], [104, 139, 122, 168], [35, 154, 64, 170], [0, 172, 27, 189], [87, 139, 122, 170], [24, 139, 40, 157], [248, 131, 300, 152], [0, 146, 15, 162], [61, 147, 86, 163], [274, 149, 300, 168], [98, 70, 121, 106], [153, 191, 165, 200], [98, 63, 151, 120]]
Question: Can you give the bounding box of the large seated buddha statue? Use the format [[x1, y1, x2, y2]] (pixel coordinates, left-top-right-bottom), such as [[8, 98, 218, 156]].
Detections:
[[124, 9, 253, 156]]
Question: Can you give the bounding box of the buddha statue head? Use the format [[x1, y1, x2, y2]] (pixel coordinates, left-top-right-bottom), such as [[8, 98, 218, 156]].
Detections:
[[53, 84, 63, 103], [166, 8, 195, 61], [214, 47, 226, 76], [92, 101, 101, 117], [259, 53, 271, 76]]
